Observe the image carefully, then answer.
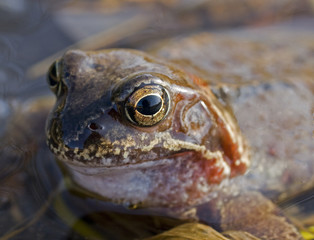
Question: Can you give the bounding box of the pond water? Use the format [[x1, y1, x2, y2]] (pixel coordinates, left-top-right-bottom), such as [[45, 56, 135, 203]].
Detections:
[[0, 1, 313, 239]]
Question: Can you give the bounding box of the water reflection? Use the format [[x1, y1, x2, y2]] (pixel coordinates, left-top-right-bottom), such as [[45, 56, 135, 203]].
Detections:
[[0, 0, 63, 33], [0, 0, 313, 239]]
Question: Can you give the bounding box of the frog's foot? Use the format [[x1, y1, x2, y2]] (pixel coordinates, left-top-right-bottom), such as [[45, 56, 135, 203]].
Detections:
[[284, 202, 314, 239], [301, 227, 314, 240], [144, 192, 304, 240], [201, 192, 303, 240], [144, 222, 261, 240], [297, 217, 314, 240]]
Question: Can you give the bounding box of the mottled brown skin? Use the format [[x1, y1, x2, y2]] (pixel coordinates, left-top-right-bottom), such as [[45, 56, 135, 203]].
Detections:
[[45, 29, 314, 239], [46, 49, 249, 208]]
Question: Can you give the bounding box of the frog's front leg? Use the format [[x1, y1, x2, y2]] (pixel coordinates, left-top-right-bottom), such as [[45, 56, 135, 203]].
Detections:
[[145, 222, 261, 240], [199, 191, 303, 240], [145, 192, 302, 240], [144, 222, 260, 240]]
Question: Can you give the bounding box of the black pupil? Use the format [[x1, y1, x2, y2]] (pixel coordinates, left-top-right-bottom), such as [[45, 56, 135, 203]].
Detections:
[[136, 95, 162, 115]]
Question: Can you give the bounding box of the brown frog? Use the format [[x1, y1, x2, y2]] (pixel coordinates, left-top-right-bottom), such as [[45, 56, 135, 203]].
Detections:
[[1, 26, 313, 239], [44, 27, 314, 239]]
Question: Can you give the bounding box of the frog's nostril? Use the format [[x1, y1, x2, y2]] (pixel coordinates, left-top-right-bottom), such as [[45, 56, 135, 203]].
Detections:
[[88, 122, 101, 131]]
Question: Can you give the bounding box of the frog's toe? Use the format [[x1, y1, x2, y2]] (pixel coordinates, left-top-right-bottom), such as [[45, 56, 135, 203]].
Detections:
[[301, 226, 314, 240]]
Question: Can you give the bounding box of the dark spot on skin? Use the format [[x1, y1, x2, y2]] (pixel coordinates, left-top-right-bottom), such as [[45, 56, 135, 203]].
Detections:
[[90, 63, 105, 72], [84, 132, 102, 146], [65, 150, 75, 159], [262, 83, 271, 91], [64, 72, 70, 78], [108, 108, 120, 121]]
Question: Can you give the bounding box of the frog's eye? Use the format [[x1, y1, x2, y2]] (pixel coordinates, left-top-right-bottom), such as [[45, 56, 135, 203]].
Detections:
[[125, 85, 170, 127], [47, 60, 62, 95]]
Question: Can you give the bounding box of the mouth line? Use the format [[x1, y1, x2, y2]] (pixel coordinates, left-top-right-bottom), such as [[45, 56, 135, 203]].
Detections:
[[57, 151, 196, 175]]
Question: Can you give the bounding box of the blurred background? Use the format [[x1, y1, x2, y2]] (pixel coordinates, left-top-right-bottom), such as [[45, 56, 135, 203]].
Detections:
[[0, 0, 314, 239], [1, 0, 313, 100]]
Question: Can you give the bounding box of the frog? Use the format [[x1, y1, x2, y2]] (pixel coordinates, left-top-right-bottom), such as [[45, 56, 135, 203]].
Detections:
[[1, 24, 313, 239], [43, 25, 314, 240]]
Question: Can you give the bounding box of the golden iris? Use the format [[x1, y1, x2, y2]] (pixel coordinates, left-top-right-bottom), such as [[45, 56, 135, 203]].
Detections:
[[125, 85, 170, 127]]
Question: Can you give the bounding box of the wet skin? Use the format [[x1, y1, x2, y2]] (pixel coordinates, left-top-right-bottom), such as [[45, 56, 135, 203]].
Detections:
[[46, 48, 249, 207], [44, 31, 314, 239]]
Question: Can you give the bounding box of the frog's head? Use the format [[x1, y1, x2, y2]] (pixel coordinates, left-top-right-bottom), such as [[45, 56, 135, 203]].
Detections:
[[46, 49, 249, 207]]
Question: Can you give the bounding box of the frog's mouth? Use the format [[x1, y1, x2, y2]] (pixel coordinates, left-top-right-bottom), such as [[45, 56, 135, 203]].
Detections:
[[47, 117, 250, 208], [48, 117, 250, 186], [51, 135, 249, 187], [64, 151, 190, 174]]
